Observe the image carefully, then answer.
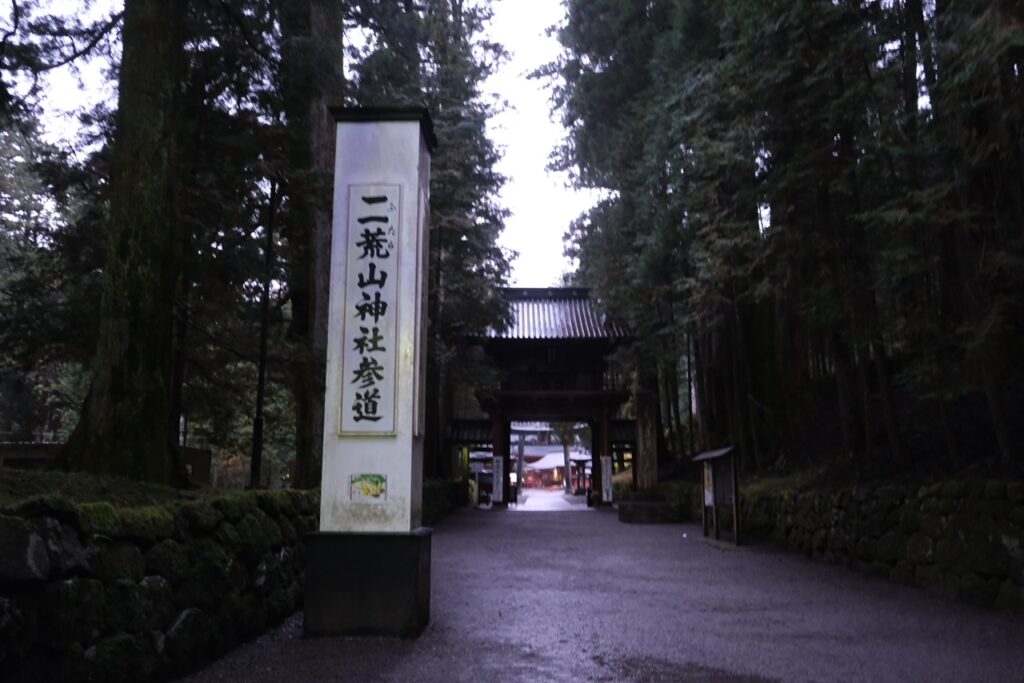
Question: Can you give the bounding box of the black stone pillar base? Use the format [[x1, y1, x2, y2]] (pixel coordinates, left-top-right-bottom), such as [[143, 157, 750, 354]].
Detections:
[[304, 527, 432, 638]]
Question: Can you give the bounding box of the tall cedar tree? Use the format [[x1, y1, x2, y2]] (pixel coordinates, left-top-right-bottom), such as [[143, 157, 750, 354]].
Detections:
[[64, 0, 189, 483], [278, 0, 343, 489]]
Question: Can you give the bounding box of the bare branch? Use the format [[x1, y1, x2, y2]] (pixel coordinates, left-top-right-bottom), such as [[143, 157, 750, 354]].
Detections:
[[32, 12, 123, 73]]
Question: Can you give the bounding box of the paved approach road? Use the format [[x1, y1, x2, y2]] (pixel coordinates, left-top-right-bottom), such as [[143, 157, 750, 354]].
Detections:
[[183, 505, 1024, 683]]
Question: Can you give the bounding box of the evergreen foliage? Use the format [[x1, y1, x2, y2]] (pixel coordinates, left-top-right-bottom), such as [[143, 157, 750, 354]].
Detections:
[[551, 0, 1024, 474], [0, 0, 510, 484]]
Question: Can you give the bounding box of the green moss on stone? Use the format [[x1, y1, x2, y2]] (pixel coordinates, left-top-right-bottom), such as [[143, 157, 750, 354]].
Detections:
[[213, 521, 241, 555], [78, 502, 124, 538], [178, 501, 223, 534], [254, 491, 282, 517], [254, 508, 283, 548], [276, 516, 297, 544], [120, 506, 177, 543], [211, 493, 257, 523], [234, 513, 273, 563]]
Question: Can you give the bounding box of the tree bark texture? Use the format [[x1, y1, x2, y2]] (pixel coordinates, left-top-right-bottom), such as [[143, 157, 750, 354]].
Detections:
[[65, 0, 188, 484], [280, 0, 342, 488]]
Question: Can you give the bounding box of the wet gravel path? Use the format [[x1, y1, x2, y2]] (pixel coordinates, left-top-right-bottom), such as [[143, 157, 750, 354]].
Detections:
[[181, 507, 1024, 682]]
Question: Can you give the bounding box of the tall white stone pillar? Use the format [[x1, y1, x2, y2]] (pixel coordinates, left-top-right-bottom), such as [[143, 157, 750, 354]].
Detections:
[[305, 108, 435, 638]]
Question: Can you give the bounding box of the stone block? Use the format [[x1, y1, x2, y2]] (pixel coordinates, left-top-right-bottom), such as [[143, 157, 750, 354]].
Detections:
[[145, 539, 193, 584], [105, 580, 147, 633], [0, 596, 38, 663], [165, 608, 220, 676], [890, 562, 915, 584], [277, 516, 298, 544], [995, 580, 1022, 612], [78, 502, 123, 538], [178, 501, 222, 534], [220, 593, 267, 641], [939, 481, 963, 499], [933, 538, 961, 570], [304, 529, 431, 638], [1007, 482, 1023, 505], [235, 513, 273, 564], [7, 495, 83, 530], [0, 514, 52, 581], [83, 632, 159, 683], [898, 507, 921, 534], [982, 480, 1005, 499], [120, 506, 177, 544], [964, 479, 986, 500], [907, 533, 934, 564], [976, 500, 1012, 519], [139, 575, 175, 631], [211, 494, 257, 523], [96, 542, 145, 582], [876, 531, 907, 564], [915, 564, 943, 592], [173, 540, 235, 610], [43, 577, 106, 644], [38, 517, 96, 575], [920, 513, 944, 540], [959, 573, 999, 606]]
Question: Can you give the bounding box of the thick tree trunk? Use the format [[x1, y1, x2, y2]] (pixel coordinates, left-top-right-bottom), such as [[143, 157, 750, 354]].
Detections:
[[280, 0, 342, 489], [65, 0, 188, 485], [831, 332, 861, 459], [635, 370, 660, 492]]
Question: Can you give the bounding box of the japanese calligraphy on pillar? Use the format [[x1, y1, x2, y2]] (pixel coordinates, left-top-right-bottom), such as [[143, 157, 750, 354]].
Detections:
[[340, 185, 400, 435]]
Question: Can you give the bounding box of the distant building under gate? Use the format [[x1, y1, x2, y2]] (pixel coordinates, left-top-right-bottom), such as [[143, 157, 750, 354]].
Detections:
[[445, 287, 648, 503]]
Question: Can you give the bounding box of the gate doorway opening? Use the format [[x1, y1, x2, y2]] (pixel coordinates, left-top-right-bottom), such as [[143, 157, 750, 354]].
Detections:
[[445, 288, 652, 508]]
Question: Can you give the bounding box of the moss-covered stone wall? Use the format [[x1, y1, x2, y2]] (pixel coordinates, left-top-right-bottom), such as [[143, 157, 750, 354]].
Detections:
[[0, 489, 319, 682], [741, 480, 1024, 612]]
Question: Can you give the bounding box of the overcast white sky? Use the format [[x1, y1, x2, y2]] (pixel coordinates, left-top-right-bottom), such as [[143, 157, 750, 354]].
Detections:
[[33, 0, 595, 287], [483, 0, 598, 287]]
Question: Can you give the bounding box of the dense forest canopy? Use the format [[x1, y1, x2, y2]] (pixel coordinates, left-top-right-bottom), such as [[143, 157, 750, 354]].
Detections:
[[549, 0, 1023, 475], [1, 0, 1020, 486], [0, 0, 511, 485]]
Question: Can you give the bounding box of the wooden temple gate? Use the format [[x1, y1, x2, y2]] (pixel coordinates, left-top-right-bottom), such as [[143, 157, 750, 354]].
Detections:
[[449, 287, 659, 505]]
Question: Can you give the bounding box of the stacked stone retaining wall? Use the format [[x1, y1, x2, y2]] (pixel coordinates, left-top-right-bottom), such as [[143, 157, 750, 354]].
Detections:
[[0, 489, 319, 682], [741, 480, 1024, 612]]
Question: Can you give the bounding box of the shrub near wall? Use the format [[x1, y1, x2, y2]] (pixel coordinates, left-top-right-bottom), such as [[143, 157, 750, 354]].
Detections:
[[741, 480, 1024, 612], [0, 489, 319, 682]]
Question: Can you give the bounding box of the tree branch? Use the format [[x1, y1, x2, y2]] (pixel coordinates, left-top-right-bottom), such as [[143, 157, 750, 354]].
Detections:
[[217, 0, 277, 65]]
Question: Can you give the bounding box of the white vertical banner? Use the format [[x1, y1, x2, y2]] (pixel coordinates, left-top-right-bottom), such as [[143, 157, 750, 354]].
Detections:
[[492, 456, 504, 504], [601, 455, 613, 503], [339, 185, 400, 435]]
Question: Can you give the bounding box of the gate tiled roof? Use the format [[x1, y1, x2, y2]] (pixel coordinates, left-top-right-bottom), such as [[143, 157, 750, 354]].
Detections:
[[488, 288, 630, 340]]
